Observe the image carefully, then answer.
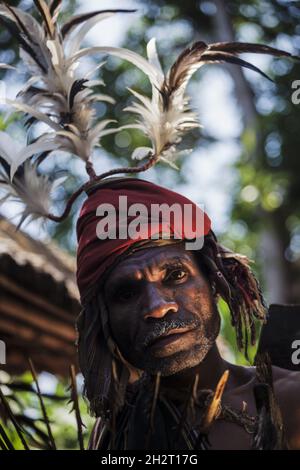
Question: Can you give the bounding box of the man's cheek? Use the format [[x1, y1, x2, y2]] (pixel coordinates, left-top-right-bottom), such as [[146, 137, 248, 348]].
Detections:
[[193, 289, 213, 313], [113, 317, 137, 351], [174, 285, 197, 308], [110, 315, 127, 346]]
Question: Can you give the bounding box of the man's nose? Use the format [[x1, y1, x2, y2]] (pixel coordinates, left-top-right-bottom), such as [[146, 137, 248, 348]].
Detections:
[[143, 284, 178, 320]]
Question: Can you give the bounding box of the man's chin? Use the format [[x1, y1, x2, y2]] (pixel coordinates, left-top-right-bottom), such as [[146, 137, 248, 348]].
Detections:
[[137, 343, 213, 376]]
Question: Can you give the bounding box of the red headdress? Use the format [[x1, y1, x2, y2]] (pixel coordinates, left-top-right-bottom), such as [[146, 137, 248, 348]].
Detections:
[[76, 177, 211, 304]]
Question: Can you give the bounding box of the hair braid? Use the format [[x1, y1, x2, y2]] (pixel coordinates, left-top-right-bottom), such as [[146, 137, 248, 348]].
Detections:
[[196, 231, 267, 358]]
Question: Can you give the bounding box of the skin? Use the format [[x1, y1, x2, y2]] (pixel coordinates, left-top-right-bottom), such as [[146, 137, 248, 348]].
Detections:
[[103, 243, 300, 450]]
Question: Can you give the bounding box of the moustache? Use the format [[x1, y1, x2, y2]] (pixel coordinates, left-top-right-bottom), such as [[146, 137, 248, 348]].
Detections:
[[140, 315, 201, 350]]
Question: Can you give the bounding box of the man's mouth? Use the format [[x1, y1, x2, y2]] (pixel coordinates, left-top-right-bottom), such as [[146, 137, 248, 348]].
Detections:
[[148, 327, 195, 350]]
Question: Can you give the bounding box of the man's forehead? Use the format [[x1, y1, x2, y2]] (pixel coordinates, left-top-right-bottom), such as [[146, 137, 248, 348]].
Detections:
[[105, 244, 195, 282]]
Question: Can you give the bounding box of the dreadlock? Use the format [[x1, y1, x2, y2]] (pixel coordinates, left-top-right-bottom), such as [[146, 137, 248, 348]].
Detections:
[[195, 231, 267, 357], [76, 293, 131, 421], [76, 232, 267, 419]]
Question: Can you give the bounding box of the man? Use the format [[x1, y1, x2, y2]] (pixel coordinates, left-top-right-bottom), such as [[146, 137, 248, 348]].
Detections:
[[76, 177, 300, 450], [0, 0, 298, 451]]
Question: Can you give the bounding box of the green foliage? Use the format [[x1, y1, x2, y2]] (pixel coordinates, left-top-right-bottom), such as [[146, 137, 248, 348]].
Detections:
[[0, 370, 93, 450], [219, 298, 260, 365]]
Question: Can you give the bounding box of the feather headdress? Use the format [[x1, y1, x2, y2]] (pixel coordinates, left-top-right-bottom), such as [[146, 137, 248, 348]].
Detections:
[[71, 38, 298, 169], [0, 1, 137, 224], [0, 1, 298, 226], [0, 2, 136, 175]]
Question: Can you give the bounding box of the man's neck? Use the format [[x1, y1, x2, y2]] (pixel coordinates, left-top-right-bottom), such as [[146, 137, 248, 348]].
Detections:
[[160, 344, 228, 393]]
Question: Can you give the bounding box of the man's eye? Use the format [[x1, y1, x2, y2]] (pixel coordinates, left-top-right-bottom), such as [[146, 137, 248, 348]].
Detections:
[[165, 269, 188, 283]]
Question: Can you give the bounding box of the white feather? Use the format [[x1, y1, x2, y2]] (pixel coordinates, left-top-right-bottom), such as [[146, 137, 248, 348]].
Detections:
[[0, 162, 67, 227], [0, 5, 51, 73], [78, 40, 201, 168], [0, 63, 16, 70], [70, 46, 163, 88], [0, 5, 123, 171], [0, 131, 22, 164], [66, 12, 116, 57], [10, 139, 61, 181], [131, 147, 153, 161], [0, 5, 135, 226], [6, 99, 61, 131], [0, 131, 61, 180], [147, 38, 163, 75]]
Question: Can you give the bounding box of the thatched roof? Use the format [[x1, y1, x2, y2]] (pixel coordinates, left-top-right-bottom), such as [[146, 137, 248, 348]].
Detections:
[[0, 216, 80, 376]]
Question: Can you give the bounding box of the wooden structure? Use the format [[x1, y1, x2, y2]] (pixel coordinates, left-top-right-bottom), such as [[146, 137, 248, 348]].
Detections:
[[0, 216, 80, 376]]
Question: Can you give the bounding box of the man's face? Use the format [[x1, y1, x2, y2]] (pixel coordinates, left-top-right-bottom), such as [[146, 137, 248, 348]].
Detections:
[[103, 243, 220, 376]]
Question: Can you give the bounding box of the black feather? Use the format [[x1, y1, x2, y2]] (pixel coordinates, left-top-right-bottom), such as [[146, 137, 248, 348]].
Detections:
[[61, 9, 137, 38], [168, 41, 207, 88], [0, 156, 25, 181], [209, 42, 300, 60], [49, 0, 63, 18], [0, 156, 10, 177], [4, 3, 31, 39], [17, 86, 46, 99], [24, 115, 38, 129], [0, 14, 47, 73], [35, 150, 53, 167], [201, 51, 274, 82], [162, 41, 208, 106], [69, 79, 88, 109], [33, 0, 54, 38]]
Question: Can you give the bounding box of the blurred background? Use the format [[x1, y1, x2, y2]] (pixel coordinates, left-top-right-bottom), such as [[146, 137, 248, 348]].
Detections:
[[0, 0, 299, 449]]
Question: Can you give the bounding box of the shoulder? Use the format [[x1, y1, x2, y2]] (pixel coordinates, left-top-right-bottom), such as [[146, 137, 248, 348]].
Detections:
[[227, 363, 300, 449], [272, 365, 300, 399], [271, 366, 300, 449]]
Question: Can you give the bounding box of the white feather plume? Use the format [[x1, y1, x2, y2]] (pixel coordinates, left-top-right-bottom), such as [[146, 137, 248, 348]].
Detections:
[[72, 37, 298, 168], [69, 39, 202, 168], [0, 130, 60, 180], [0, 161, 66, 227], [0, 3, 134, 174], [0, 2, 135, 226]]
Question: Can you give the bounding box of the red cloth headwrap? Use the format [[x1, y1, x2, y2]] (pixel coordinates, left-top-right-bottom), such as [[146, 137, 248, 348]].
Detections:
[[76, 177, 211, 304]]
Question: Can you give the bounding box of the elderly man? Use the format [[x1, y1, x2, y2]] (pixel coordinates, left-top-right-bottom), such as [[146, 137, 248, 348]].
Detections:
[[0, 0, 299, 451], [76, 177, 300, 450]]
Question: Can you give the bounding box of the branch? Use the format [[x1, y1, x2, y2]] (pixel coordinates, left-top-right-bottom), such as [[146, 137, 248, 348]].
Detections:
[[0, 386, 29, 450], [28, 358, 56, 450], [69, 364, 85, 450]]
